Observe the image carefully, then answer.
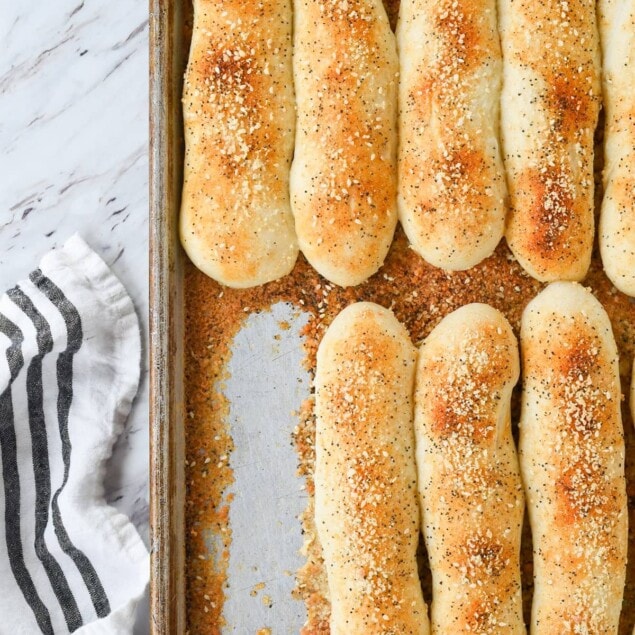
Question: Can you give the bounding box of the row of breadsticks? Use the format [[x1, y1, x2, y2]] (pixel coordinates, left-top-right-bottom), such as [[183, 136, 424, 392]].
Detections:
[[315, 282, 630, 634], [180, 0, 635, 293]]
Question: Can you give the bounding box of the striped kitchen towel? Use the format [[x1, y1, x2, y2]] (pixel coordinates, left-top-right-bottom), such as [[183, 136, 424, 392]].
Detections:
[[0, 235, 148, 634]]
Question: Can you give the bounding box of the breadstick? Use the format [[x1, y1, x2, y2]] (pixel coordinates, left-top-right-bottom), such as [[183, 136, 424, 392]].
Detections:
[[520, 282, 627, 632], [499, 0, 601, 282], [415, 304, 525, 634], [315, 302, 429, 634], [599, 0, 635, 296], [291, 1, 398, 287], [180, 0, 298, 288], [397, 0, 506, 270]]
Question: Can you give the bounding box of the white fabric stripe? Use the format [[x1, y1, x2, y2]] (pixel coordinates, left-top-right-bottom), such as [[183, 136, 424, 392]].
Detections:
[[41, 334, 96, 627], [0, 330, 11, 389]]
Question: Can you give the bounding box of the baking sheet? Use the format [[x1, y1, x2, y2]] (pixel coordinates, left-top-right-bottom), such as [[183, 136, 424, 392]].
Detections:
[[149, 0, 635, 632], [221, 303, 309, 632]]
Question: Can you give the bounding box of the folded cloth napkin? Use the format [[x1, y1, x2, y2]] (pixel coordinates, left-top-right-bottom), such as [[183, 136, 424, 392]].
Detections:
[[0, 235, 148, 634]]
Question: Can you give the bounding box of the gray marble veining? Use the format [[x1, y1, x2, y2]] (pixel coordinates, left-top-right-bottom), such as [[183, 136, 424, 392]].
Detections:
[[1, 1, 150, 631]]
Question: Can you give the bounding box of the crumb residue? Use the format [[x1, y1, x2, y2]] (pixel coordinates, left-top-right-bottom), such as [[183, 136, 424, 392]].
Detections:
[[250, 582, 266, 598]]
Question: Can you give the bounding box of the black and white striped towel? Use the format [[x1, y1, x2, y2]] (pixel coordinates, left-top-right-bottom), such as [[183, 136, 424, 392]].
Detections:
[[0, 235, 148, 633]]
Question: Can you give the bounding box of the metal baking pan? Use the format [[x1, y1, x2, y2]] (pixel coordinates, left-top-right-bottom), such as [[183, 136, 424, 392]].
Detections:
[[150, 0, 186, 631], [149, 3, 311, 632], [149, 0, 635, 632]]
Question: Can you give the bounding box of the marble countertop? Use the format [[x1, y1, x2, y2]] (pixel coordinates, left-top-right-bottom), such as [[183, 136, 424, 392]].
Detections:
[[1, 1, 149, 631]]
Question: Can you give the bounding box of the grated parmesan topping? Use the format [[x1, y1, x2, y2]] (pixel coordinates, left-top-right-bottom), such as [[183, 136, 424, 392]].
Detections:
[[181, 0, 297, 279], [186, 8, 278, 209], [418, 314, 524, 634], [316, 310, 424, 632], [292, 0, 397, 278], [503, 0, 600, 275], [522, 304, 626, 632], [399, 0, 505, 264]]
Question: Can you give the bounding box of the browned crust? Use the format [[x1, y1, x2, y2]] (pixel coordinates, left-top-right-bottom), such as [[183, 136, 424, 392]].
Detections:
[[415, 305, 525, 633], [180, 0, 297, 287], [398, 0, 506, 269], [520, 283, 627, 632], [291, 0, 398, 286], [314, 303, 428, 633], [501, 0, 600, 281]]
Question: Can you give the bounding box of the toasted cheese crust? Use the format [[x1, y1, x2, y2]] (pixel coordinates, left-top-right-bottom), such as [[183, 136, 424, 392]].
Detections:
[[180, 0, 298, 288], [291, 0, 398, 287], [599, 0, 635, 296], [520, 282, 627, 633], [500, 0, 600, 282], [315, 302, 429, 634], [415, 304, 525, 634], [397, 0, 506, 271]]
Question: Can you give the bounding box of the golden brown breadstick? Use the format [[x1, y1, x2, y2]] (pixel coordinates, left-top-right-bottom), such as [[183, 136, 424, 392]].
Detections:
[[520, 282, 627, 632], [500, 0, 601, 282], [180, 0, 298, 287], [599, 0, 635, 296], [291, 1, 398, 287], [415, 303, 525, 634], [397, 0, 506, 270], [315, 302, 429, 634]]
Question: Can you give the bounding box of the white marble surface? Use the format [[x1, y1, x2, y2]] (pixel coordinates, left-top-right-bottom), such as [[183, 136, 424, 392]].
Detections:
[[0, 1, 149, 632]]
